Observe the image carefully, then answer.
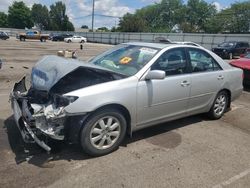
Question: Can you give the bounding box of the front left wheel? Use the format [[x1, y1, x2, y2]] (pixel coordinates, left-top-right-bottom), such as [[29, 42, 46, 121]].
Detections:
[[80, 108, 127, 156]]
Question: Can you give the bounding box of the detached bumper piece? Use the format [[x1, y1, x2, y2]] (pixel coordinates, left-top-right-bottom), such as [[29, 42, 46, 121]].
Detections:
[[11, 97, 51, 152], [10, 77, 66, 152]]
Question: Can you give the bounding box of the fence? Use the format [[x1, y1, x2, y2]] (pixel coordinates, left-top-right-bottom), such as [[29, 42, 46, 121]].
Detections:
[[1, 27, 250, 49]]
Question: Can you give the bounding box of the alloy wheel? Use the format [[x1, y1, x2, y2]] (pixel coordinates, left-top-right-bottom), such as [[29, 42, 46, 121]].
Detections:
[[213, 94, 226, 116], [90, 116, 121, 150]]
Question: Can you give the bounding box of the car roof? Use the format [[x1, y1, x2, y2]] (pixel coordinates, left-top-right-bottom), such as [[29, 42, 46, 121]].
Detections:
[[124, 42, 179, 49], [223, 41, 248, 43]]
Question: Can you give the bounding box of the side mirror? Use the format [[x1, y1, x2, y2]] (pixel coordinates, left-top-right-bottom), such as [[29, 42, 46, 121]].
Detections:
[[145, 70, 165, 80]]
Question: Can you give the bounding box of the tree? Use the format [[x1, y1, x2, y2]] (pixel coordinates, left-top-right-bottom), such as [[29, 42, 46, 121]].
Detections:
[[81, 25, 88, 29], [118, 13, 146, 32], [135, 4, 161, 32], [49, 1, 74, 31], [0, 12, 8, 27], [158, 0, 184, 32], [97, 27, 109, 32], [111, 26, 117, 32], [224, 2, 250, 33], [180, 0, 216, 32], [8, 1, 33, 29], [31, 4, 50, 30]]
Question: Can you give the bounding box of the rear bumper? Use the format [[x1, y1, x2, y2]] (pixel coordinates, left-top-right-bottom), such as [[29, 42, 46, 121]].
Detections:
[[243, 69, 250, 86]]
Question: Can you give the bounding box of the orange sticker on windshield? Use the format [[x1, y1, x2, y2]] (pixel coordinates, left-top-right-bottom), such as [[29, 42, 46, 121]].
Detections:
[[120, 57, 132, 64]]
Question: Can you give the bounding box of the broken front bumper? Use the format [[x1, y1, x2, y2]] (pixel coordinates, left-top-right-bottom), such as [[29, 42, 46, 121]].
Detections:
[[10, 77, 66, 152]]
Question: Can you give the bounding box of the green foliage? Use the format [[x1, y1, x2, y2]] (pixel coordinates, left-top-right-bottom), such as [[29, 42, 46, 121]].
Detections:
[[182, 0, 216, 32], [8, 1, 33, 29], [118, 13, 146, 32], [3, 1, 74, 31], [97, 27, 109, 32], [0, 12, 8, 27], [49, 1, 74, 31], [118, 0, 250, 33], [225, 2, 250, 33], [81, 25, 89, 29], [111, 26, 117, 32], [31, 4, 50, 30]]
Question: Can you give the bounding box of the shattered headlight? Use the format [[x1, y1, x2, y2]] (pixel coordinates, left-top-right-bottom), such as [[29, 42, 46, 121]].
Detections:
[[53, 95, 78, 108]]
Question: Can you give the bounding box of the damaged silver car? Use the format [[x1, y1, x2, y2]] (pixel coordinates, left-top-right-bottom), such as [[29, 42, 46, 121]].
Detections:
[[11, 42, 243, 156]]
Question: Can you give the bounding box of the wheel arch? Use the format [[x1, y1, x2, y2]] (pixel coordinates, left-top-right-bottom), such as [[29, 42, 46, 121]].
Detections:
[[67, 103, 132, 143], [219, 88, 231, 108], [90, 103, 132, 134]]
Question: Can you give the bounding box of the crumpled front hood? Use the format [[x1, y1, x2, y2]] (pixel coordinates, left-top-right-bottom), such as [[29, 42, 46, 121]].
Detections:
[[31, 55, 113, 91]]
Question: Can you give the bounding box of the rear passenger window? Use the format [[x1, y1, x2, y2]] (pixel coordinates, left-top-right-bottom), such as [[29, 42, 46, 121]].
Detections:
[[151, 48, 188, 76], [188, 49, 221, 72]]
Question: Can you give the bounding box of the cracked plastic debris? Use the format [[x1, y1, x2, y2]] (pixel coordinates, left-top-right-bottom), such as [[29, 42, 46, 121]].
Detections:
[[31, 103, 66, 140]]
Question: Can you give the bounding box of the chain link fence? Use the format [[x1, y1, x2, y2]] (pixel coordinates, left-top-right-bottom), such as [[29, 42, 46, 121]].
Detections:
[[1, 27, 250, 50]]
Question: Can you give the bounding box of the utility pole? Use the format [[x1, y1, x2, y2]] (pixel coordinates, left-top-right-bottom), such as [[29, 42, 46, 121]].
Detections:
[[91, 0, 95, 32]]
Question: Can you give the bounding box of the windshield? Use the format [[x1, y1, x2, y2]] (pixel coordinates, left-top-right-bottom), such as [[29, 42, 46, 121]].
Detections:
[[89, 44, 159, 76], [219, 42, 235, 48]]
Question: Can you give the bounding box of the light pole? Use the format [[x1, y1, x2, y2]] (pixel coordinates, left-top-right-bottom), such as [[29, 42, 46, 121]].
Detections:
[[91, 0, 95, 32]]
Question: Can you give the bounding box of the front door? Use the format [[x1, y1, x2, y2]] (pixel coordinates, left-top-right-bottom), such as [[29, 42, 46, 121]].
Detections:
[[136, 48, 191, 127]]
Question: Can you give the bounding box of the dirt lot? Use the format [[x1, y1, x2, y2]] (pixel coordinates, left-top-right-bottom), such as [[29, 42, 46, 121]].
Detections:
[[0, 38, 250, 188]]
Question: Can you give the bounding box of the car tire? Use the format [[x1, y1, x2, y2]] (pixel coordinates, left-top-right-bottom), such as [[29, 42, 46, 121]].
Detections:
[[80, 108, 127, 156], [208, 91, 228, 120], [229, 53, 233, 60], [80, 40, 85, 43], [67, 40, 71, 43], [20, 37, 25, 41], [40, 38, 46, 42]]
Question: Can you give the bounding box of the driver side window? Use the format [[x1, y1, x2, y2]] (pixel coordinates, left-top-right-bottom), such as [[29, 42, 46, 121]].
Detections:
[[151, 48, 188, 76]]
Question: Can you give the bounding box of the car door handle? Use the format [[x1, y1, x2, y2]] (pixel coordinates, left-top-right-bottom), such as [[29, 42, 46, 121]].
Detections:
[[217, 75, 224, 80], [181, 80, 190, 87]]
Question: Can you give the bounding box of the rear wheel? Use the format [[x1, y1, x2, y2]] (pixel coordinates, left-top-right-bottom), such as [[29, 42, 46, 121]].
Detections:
[[20, 37, 25, 41], [40, 37, 46, 42], [80, 40, 85, 43], [80, 108, 127, 156], [208, 91, 228, 119]]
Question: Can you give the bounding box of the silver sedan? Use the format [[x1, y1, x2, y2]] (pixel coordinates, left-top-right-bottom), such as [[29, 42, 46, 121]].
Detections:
[[11, 42, 243, 156]]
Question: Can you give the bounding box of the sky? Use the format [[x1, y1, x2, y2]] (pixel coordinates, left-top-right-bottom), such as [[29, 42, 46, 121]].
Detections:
[[0, 0, 247, 29]]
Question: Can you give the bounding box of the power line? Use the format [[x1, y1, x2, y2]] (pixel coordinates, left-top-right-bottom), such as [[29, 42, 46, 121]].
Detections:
[[74, 14, 121, 20]]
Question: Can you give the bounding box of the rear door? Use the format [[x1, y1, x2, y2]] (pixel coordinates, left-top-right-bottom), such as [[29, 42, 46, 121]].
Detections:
[[186, 48, 225, 115], [137, 48, 191, 126], [73, 36, 80, 43]]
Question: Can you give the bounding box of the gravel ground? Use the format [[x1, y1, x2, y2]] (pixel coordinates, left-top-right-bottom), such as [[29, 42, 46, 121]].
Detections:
[[0, 38, 250, 188]]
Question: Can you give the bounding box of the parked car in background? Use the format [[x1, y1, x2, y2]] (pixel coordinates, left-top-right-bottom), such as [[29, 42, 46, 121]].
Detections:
[[48, 33, 54, 40], [212, 41, 250, 60], [230, 53, 250, 86], [11, 42, 243, 156], [17, 30, 49, 42], [240, 48, 250, 58], [64, 35, 87, 43], [52, 34, 73, 41], [0, 31, 9, 40]]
